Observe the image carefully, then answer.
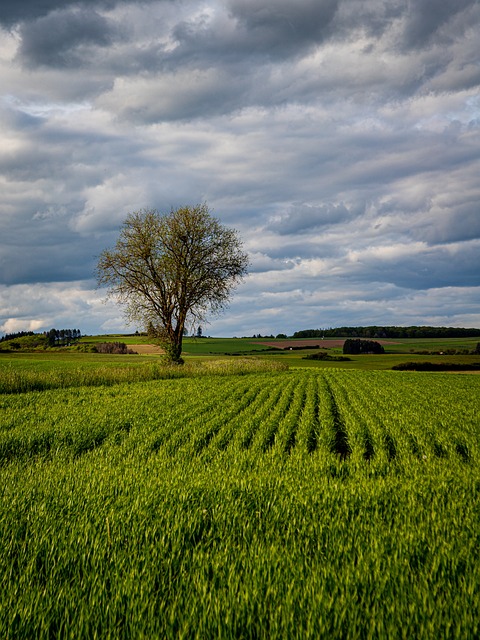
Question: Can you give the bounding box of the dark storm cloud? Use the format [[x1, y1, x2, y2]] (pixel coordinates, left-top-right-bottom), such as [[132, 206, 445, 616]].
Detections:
[[9, 0, 479, 117], [17, 8, 120, 68], [224, 0, 339, 56], [0, 239, 98, 285], [272, 203, 353, 235], [348, 242, 480, 291], [169, 0, 338, 66], [0, 108, 144, 184], [0, 0, 116, 26], [400, 0, 478, 50], [0, 0, 174, 28], [0, 200, 99, 285], [332, 0, 403, 38], [332, 0, 480, 51]]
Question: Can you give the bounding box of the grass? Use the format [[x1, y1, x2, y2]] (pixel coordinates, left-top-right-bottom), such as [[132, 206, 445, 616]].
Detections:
[[293, 352, 480, 370], [0, 366, 479, 637], [182, 336, 272, 355], [0, 356, 287, 394]]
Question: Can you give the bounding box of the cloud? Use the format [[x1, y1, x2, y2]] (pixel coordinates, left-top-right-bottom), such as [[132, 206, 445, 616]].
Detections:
[[271, 203, 355, 235], [400, 0, 478, 50], [0, 0, 144, 27], [220, 0, 339, 57], [17, 7, 120, 69], [97, 68, 250, 123], [1, 0, 479, 336], [0, 281, 125, 335]]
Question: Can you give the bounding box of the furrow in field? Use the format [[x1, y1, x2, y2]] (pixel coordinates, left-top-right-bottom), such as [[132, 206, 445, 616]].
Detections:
[[325, 372, 401, 462], [251, 376, 298, 453], [160, 378, 253, 455], [273, 374, 309, 455], [187, 376, 276, 456], [209, 376, 282, 452], [231, 379, 286, 451], [323, 378, 352, 460], [315, 374, 350, 459], [343, 371, 477, 464], [294, 374, 320, 454], [323, 371, 399, 465]]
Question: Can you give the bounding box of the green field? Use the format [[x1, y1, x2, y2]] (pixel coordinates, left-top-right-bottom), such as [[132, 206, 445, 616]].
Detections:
[[180, 336, 480, 370], [0, 361, 479, 638], [2, 333, 480, 372]]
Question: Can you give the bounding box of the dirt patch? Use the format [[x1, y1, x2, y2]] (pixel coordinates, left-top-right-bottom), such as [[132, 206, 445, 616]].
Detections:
[[129, 343, 165, 355]]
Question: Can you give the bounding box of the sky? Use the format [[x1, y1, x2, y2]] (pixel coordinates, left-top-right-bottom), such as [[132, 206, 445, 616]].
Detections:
[[1, 0, 479, 338]]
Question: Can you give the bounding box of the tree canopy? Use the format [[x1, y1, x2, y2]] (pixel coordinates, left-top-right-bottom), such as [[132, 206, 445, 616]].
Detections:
[[96, 204, 249, 363]]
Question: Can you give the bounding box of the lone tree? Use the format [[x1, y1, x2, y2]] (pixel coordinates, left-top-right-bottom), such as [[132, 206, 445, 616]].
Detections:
[[96, 204, 249, 363]]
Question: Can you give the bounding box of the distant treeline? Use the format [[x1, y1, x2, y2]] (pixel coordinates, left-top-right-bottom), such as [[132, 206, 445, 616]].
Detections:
[[0, 331, 35, 343], [44, 329, 82, 346], [0, 329, 82, 346], [292, 326, 480, 339]]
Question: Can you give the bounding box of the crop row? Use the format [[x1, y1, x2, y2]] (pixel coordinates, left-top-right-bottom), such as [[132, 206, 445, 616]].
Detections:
[[0, 369, 477, 468]]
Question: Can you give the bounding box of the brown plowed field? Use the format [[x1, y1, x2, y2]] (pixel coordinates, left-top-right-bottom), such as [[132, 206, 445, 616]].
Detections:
[[129, 344, 165, 355]]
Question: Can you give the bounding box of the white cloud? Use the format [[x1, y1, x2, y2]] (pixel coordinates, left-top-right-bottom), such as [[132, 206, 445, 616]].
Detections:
[[0, 281, 129, 335]]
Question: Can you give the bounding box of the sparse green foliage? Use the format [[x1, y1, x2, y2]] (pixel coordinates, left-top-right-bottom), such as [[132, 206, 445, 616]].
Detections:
[[96, 205, 249, 363]]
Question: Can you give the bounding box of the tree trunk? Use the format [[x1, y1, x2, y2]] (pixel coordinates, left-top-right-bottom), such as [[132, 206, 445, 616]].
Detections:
[[163, 323, 184, 364], [168, 338, 183, 364]]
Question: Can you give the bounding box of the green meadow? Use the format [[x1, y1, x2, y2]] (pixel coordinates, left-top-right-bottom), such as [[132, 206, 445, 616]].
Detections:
[[2, 332, 479, 369], [0, 347, 479, 638], [179, 335, 480, 370]]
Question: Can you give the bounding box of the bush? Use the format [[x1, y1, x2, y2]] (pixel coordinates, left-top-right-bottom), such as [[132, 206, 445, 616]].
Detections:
[[343, 339, 384, 355], [92, 342, 136, 355], [303, 352, 351, 362], [392, 361, 480, 371]]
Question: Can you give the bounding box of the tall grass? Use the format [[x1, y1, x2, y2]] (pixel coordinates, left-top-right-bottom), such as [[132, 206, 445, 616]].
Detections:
[[0, 358, 288, 394]]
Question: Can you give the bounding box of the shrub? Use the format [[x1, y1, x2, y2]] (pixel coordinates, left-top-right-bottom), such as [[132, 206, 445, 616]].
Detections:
[[303, 352, 351, 362], [343, 339, 384, 355], [92, 342, 136, 355], [392, 361, 480, 371]]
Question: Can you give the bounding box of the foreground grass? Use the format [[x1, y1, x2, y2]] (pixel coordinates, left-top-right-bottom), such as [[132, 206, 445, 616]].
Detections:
[[0, 369, 479, 638]]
